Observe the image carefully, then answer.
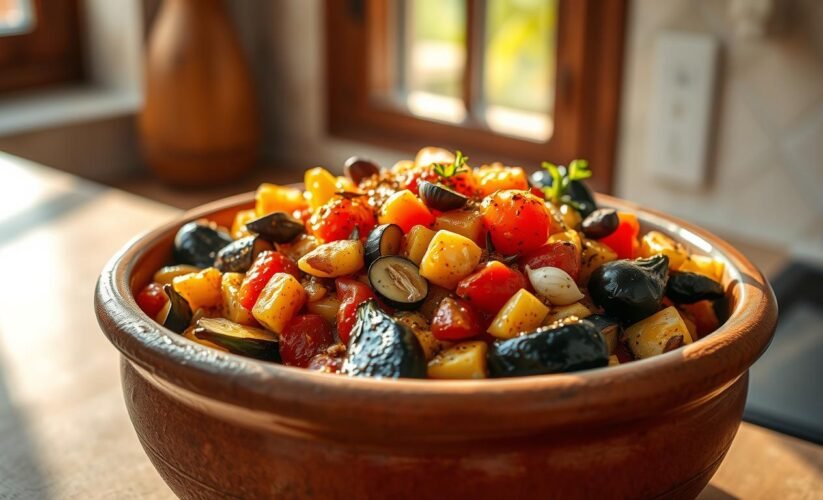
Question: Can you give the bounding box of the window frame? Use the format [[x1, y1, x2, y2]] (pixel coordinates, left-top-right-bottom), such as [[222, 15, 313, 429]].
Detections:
[[0, 0, 84, 94], [326, 0, 626, 193]]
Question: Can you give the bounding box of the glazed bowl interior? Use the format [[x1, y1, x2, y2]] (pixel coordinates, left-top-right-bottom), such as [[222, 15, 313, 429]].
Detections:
[[96, 192, 777, 441]]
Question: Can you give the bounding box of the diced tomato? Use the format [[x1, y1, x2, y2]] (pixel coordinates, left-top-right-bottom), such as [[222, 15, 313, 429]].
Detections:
[[238, 251, 300, 310], [432, 297, 482, 341], [306, 352, 344, 373], [136, 282, 168, 318], [308, 196, 376, 242], [335, 278, 376, 344], [520, 241, 580, 282], [598, 212, 640, 260], [279, 314, 334, 367], [481, 190, 551, 255], [455, 261, 528, 314]]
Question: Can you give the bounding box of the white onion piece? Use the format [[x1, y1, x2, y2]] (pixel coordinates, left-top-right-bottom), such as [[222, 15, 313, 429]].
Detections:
[[526, 265, 584, 306]]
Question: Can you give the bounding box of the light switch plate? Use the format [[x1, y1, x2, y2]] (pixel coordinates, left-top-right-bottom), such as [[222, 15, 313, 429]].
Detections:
[[646, 31, 719, 188]]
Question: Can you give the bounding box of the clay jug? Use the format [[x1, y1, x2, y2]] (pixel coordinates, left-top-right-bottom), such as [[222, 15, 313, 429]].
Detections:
[[139, 0, 260, 187]]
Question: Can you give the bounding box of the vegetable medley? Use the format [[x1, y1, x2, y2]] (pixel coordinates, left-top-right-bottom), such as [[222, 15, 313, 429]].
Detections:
[[137, 147, 728, 379]]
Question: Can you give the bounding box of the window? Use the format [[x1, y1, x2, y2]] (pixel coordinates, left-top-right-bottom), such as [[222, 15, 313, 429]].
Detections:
[[0, 0, 83, 93], [326, 0, 626, 192]]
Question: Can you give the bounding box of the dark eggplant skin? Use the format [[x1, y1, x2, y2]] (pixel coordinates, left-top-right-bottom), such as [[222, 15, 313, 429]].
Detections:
[[665, 271, 725, 304], [173, 221, 233, 267], [343, 299, 427, 379], [193, 330, 281, 362], [529, 169, 597, 217], [365, 223, 403, 266], [161, 284, 192, 333], [487, 321, 608, 378], [588, 255, 669, 324], [214, 236, 273, 273], [344, 156, 380, 184], [245, 211, 305, 243], [581, 208, 619, 239], [418, 180, 468, 211]]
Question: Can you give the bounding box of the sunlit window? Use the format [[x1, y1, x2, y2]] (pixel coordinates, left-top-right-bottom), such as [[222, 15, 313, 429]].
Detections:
[[404, 0, 467, 124], [391, 0, 557, 141], [0, 0, 35, 36], [483, 0, 557, 141]]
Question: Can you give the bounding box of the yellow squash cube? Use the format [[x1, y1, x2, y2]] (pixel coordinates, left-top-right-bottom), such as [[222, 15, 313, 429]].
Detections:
[[487, 289, 550, 339], [427, 341, 488, 379], [678, 254, 725, 282], [304, 167, 338, 210], [172, 267, 223, 311], [402, 225, 437, 265], [221, 272, 256, 326], [579, 239, 617, 284], [624, 306, 693, 359], [298, 240, 365, 278], [251, 273, 306, 334], [639, 231, 689, 269], [548, 229, 582, 257], [230, 209, 256, 240], [306, 295, 341, 325], [255, 183, 307, 217], [419, 230, 483, 289]]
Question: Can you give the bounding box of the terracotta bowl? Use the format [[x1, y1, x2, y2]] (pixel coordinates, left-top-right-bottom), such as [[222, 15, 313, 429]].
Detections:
[[95, 192, 777, 500]]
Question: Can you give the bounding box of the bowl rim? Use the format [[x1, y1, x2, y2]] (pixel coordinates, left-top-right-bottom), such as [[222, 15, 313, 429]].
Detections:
[[95, 191, 777, 436]]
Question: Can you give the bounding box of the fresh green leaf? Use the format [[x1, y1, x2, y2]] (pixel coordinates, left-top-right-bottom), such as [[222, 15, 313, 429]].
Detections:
[[540, 159, 593, 208], [432, 150, 469, 179]]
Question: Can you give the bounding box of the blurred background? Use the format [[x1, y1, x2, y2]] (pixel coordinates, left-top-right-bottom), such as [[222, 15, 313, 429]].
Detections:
[[0, 0, 821, 462]]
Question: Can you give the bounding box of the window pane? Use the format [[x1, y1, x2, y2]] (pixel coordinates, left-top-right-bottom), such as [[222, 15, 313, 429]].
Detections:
[[0, 0, 35, 36], [483, 0, 557, 141], [405, 0, 467, 123]]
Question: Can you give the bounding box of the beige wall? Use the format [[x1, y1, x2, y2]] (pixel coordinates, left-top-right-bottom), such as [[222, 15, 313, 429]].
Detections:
[[616, 0, 823, 260]]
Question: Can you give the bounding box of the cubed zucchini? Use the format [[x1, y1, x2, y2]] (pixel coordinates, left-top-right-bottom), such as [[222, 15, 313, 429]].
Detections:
[[624, 306, 693, 359], [419, 230, 482, 289], [427, 341, 488, 379], [487, 289, 550, 339]]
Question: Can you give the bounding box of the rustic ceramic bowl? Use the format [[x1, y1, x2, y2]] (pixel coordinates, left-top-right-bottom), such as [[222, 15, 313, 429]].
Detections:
[[95, 192, 777, 500]]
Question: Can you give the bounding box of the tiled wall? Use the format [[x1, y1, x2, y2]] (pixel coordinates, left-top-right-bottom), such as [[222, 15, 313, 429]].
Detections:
[[616, 0, 823, 260]]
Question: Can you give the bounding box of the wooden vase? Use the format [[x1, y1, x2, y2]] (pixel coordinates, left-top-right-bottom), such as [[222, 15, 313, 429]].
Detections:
[[139, 0, 260, 187]]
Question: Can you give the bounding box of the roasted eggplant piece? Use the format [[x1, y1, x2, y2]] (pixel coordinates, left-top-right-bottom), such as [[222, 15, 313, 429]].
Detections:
[[487, 320, 608, 377], [245, 211, 305, 243], [581, 208, 619, 239], [173, 220, 233, 268], [343, 299, 427, 378], [213, 236, 273, 273], [529, 168, 597, 217], [344, 156, 380, 184], [365, 223, 403, 265], [159, 284, 193, 333], [588, 255, 669, 324], [368, 256, 428, 310], [418, 180, 468, 211], [192, 317, 280, 362], [666, 271, 724, 304]]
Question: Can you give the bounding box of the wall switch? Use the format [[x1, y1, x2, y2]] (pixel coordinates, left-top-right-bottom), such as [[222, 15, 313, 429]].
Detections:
[[646, 31, 719, 188]]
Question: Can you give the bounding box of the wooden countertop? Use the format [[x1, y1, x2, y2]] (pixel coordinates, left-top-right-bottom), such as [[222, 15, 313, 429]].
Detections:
[[0, 153, 819, 499]]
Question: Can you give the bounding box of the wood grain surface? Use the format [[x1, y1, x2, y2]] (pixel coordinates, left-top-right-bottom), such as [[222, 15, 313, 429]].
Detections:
[[0, 152, 819, 499]]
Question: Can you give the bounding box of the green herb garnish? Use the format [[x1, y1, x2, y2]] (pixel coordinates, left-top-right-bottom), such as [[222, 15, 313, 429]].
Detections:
[[541, 159, 592, 208], [432, 150, 469, 178]]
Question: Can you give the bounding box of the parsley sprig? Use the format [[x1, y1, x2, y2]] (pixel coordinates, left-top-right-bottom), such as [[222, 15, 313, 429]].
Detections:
[[432, 150, 468, 179], [541, 159, 592, 208]]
